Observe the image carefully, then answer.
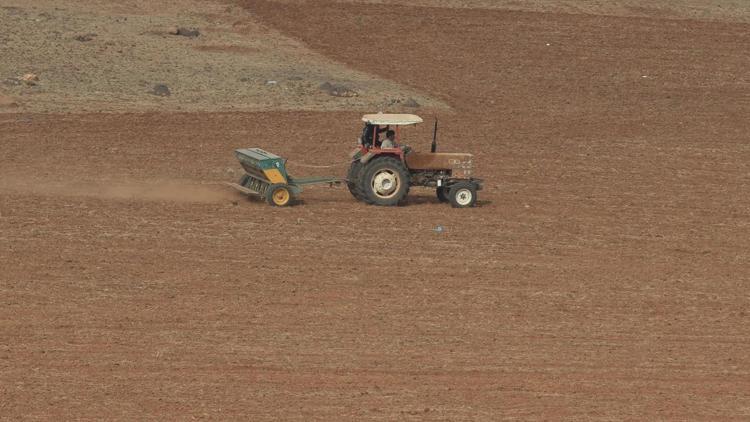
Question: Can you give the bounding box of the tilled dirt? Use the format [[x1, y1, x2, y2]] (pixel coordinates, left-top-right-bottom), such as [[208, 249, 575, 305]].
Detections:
[[271, 0, 750, 23], [1, 1, 750, 420]]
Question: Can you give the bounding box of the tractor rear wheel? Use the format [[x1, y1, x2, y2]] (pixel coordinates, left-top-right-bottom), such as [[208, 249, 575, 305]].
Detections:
[[346, 161, 365, 201], [266, 184, 292, 206], [360, 157, 410, 206], [448, 181, 477, 208]]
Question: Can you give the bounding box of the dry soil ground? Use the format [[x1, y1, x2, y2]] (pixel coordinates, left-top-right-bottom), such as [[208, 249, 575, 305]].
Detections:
[[1, 0, 750, 420]]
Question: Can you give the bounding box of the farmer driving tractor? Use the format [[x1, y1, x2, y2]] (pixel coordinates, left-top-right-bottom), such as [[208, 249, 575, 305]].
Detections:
[[361, 123, 389, 147], [381, 130, 397, 149]]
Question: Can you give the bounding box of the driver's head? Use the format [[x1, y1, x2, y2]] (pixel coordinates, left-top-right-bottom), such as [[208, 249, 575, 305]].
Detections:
[[386, 130, 395, 139]]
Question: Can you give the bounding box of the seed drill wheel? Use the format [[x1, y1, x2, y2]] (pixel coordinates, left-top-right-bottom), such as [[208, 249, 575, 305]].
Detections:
[[448, 181, 477, 208], [266, 184, 292, 206], [361, 157, 410, 206]]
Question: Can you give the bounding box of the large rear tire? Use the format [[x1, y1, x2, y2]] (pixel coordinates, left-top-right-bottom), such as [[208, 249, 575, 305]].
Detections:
[[346, 161, 365, 201], [360, 157, 410, 206]]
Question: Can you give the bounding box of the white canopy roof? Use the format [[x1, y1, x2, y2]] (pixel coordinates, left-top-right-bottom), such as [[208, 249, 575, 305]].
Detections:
[[362, 113, 423, 126]]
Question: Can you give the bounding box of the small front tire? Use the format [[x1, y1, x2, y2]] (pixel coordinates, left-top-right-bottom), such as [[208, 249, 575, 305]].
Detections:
[[436, 187, 449, 203], [448, 182, 477, 208]]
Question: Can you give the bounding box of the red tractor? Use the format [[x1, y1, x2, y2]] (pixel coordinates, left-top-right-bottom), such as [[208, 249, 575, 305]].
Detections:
[[347, 114, 482, 207]]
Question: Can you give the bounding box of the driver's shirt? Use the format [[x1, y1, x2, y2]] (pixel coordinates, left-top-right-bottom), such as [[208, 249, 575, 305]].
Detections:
[[381, 139, 395, 148]]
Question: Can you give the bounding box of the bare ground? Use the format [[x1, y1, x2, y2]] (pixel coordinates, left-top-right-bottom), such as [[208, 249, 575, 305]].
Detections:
[[276, 0, 750, 23], [1, 0, 749, 420]]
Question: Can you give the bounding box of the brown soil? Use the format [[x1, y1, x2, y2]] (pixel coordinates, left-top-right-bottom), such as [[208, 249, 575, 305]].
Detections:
[[1, 0, 749, 420], [0, 94, 19, 108], [193, 44, 260, 54], [272, 0, 750, 23]]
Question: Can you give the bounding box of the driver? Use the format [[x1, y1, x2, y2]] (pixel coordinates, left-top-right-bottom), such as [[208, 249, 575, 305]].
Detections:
[[380, 130, 397, 148], [362, 124, 389, 147]]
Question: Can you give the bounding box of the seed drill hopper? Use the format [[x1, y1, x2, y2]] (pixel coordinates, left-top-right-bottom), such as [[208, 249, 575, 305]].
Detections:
[[226, 148, 339, 206]]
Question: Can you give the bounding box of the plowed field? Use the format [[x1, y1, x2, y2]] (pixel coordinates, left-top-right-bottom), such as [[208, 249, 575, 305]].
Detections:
[[1, 1, 749, 420]]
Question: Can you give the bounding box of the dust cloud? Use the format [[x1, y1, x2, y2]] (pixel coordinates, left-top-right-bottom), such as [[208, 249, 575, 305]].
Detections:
[[0, 177, 237, 203]]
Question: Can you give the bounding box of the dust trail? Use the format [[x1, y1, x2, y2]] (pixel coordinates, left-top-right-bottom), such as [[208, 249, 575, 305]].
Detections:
[[0, 177, 237, 203]]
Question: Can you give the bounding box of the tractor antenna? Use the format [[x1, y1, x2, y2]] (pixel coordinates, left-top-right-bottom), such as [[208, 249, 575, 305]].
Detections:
[[431, 119, 438, 153]]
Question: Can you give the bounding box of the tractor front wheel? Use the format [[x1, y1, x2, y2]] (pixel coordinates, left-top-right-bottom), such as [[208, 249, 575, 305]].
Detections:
[[436, 186, 449, 203], [448, 181, 477, 208], [361, 157, 410, 206], [266, 184, 292, 207]]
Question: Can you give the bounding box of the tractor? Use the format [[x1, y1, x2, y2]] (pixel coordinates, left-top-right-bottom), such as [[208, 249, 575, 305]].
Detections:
[[347, 113, 482, 207]]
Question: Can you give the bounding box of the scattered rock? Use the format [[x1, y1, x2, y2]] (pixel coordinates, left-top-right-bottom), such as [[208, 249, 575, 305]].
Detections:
[[151, 84, 171, 97], [74, 33, 97, 42], [403, 97, 420, 108], [172, 27, 200, 38], [3, 6, 23, 17], [20, 73, 39, 86], [319, 81, 358, 97], [2, 78, 21, 87]]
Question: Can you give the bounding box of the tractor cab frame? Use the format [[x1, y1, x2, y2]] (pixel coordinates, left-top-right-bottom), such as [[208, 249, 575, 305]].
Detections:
[[355, 113, 423, 163]]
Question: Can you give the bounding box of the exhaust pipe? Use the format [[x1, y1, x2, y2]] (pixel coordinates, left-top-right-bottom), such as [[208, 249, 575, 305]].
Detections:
[[431, 119, 438, 153]]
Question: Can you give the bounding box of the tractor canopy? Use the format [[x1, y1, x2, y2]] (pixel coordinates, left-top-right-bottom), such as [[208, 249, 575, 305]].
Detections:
[[361, 113, 423, 126]]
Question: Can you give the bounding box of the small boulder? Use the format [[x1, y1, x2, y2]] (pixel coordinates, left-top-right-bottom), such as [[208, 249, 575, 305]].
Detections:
[[175, 27, 200, 38], [74, 33, 97, 42], [20, 73, 39, 86], [319, 81, 357, 97], [2, 78, 21, 87], [151, 84, 171, 97], [403, 97, 420, 108]]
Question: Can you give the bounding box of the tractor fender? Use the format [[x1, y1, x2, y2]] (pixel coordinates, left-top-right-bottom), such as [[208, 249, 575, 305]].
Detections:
[[361, 151, 403, 165]]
